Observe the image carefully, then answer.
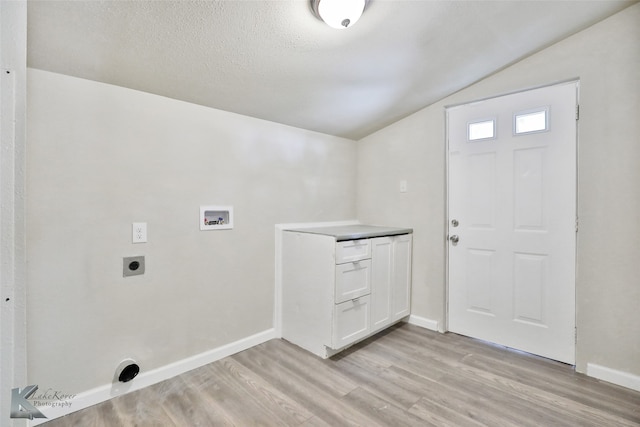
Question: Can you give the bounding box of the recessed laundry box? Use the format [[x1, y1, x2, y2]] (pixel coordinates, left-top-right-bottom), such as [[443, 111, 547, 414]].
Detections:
[[200, 205, 233, 230]]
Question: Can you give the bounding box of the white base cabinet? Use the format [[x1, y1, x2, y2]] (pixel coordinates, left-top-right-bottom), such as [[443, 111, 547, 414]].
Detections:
[[282, 228, 412, 358]]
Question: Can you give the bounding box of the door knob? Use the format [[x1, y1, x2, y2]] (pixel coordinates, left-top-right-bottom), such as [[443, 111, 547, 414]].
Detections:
[[450, 235, 459, 244]]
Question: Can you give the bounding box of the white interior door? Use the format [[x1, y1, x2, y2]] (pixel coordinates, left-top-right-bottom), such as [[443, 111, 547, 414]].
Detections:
[[447, 82, 577, 364]]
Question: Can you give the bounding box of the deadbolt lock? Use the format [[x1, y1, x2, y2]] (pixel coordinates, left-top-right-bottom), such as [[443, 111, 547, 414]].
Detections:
[[451, 219, 459, 227]]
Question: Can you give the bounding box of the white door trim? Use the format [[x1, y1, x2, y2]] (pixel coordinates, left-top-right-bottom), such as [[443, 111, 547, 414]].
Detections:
[[1, 2, 28, 423]]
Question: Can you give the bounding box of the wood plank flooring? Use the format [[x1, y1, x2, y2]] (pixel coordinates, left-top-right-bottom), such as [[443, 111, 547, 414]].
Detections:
[[43, 323, 640, 426]]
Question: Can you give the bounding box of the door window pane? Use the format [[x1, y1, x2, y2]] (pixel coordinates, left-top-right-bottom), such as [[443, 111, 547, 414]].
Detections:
[[468, 119, 495, 141], [515, 109, 548, 134]]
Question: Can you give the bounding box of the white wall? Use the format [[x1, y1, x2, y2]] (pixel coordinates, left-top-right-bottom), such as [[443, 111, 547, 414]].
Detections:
[[25, 1, 640, 403], [357, 3, 640, 375], [26, 69, 356, 394]]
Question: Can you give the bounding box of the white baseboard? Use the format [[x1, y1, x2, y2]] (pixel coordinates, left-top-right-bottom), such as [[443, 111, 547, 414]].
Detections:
[[407, 315, 440, 332], [586, 363, 640, 392], [32, 328, 277, 425]]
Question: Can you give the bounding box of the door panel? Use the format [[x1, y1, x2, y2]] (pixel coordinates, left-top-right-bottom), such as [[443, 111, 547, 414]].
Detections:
[[447, 82, 577, 364], [514, 147, 546, 229], [466, 249, 496, 316], [513, 252, 547, 325], [468, 152, 497, 228]]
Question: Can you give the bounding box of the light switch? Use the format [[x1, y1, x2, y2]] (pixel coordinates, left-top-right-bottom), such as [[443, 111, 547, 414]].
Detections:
[[132, 222, 147, 243], [400, 180, 408, 193]]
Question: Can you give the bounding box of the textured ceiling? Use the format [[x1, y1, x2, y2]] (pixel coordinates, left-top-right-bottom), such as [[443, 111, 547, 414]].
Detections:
[[27, 0, 635, 140]]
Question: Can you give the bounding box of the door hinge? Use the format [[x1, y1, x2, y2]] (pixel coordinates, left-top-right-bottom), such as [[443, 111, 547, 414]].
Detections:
[[575, 217, 579, 233], [576, 105, 580, 121]]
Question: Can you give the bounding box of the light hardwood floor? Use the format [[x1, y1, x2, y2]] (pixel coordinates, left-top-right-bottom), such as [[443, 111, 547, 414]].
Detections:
[[43, 323, 640, 426]]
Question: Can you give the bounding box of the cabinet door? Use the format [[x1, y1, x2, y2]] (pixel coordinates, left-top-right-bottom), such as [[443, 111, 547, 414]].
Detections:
[[392, 234, 412, 320], [332, 296, 370, 349], [370, 237, 393, 332]]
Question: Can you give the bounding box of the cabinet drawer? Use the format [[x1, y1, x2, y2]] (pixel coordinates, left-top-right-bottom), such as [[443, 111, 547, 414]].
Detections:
[[336, 240, 371, 264], [335, 259, 371, 304], [331, 295, 370, 350]]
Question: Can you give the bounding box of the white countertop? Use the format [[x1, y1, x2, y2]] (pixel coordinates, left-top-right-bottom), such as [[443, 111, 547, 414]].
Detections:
[[286, 224, 413, 241]]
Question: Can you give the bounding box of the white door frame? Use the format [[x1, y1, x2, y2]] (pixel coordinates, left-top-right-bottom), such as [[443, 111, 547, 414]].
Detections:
[[443, 80, 579, 360], [1, 2, 28, 422]]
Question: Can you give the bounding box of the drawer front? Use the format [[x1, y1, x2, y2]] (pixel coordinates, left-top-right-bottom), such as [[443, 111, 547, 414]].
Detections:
[[336, 240, 371, 264], [331, 295, 370, 350], [335, 259, 371, 304]]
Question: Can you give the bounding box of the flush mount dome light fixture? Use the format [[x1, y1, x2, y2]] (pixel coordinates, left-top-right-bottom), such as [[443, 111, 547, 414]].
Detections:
[[311, 0, 367, 29]]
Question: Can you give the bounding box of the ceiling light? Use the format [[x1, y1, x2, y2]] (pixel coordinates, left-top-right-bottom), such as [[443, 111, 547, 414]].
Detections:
[[311, 0, 366, 30]]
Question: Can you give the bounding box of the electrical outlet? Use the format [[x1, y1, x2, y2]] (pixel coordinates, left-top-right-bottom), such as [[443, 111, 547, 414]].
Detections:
[[123, 256, 145, 277], [132, 222, 147, 243]]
